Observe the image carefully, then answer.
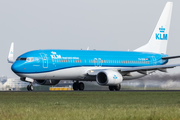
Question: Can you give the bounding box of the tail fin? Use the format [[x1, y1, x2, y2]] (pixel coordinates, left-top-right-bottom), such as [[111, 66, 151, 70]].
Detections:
[[135, 2, 173, 54], [7, 42, 14, 63]]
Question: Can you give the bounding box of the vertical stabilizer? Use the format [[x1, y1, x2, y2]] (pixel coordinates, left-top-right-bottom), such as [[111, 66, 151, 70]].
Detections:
[[135, 2, 173, 54], [7, 42, 14, 63]]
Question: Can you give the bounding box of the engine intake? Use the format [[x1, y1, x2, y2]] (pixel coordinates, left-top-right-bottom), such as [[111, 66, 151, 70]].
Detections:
[[97, 72, 108, 84], [96, 70, 123, 86]]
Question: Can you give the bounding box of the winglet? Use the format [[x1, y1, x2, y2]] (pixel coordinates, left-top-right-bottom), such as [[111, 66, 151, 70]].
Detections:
[[7, 42, 14, 63]]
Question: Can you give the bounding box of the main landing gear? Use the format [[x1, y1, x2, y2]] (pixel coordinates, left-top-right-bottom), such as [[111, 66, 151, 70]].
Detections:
[[109, 84, 121, 91], [73, 81, 84, 91], [27, 83, 33, 91]]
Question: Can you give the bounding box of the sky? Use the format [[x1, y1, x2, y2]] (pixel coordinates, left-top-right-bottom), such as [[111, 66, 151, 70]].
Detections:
[[0, 0, 180, 78]]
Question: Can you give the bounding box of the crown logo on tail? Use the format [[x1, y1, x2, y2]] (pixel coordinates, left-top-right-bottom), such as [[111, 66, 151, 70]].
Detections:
[[159, 26, 165, 33]]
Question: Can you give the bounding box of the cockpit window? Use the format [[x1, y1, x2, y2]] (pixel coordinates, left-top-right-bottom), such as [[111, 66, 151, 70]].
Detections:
[[16, 58, 27, 60], [26, 57, 34, 62], [16, 57, 34, 62]]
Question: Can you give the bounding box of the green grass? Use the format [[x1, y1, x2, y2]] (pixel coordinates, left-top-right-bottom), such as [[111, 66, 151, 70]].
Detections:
[[0, 92, 180, 120]]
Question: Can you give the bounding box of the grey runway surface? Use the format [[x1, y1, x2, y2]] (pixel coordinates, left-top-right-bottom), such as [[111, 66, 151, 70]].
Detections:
[[1, 90, 180, 92]]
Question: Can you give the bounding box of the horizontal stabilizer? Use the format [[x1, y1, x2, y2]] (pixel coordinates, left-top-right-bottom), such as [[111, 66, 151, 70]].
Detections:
[[162, 55, 180, 60], [120, 64, 179, 72]]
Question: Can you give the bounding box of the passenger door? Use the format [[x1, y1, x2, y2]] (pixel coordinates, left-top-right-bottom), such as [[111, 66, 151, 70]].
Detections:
[[40, 53, 48, 68]]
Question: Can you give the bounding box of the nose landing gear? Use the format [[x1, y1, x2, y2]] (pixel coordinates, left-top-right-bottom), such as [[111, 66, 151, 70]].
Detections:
[[73, 81, 84, 91]]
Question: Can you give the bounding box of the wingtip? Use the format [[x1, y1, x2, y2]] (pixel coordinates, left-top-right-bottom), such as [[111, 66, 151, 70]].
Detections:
[[7, 42, 14, 63]]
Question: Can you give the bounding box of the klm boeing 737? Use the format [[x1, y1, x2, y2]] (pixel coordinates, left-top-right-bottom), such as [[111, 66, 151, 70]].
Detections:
[[7, 2, 180, 91]]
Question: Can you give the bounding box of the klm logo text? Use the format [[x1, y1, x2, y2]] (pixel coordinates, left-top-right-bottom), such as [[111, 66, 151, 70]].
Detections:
[[51, 55, 61, 59], [155, 26, 167, 40], [50, 51, 61, 59]]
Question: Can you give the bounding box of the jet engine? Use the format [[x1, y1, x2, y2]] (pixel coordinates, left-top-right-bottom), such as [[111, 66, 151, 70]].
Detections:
[[96, 70, 123, 86], [35, 80, 60, 85]]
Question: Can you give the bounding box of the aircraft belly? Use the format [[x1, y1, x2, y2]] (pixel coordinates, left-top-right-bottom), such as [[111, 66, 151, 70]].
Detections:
[[17, 67, 86, 80], [17, 73, 47, 79], [17, 67, 154, 81]]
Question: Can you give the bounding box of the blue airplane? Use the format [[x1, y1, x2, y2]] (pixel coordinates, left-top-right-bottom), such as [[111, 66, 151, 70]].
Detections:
[[7, 2, 180, 91]]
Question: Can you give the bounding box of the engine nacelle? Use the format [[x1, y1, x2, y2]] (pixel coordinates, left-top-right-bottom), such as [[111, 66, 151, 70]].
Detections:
[[96, 70, 123, 86], [35, 80, 60, 85]]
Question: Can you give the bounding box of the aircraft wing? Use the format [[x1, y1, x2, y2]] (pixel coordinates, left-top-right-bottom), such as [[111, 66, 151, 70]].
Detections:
[[87, 64, 180, 76]]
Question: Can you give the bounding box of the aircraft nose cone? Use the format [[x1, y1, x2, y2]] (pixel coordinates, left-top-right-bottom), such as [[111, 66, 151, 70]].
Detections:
[[11, 62, 23, 73]]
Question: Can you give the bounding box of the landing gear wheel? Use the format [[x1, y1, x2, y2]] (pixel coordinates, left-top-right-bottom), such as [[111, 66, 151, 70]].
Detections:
[[27, 84, 33, 91], [114, 84, 121, 91], [109, 86, 114, 91], [30, 85, 33, 91], [27, 85, 30, 91], [73, 82, 79, 91], [79, 82, 84, 91], [109, 84, 121, 91]]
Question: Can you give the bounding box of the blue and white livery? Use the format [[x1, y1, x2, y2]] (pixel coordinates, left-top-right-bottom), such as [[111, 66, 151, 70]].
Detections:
[[8, 2, 180, 91]]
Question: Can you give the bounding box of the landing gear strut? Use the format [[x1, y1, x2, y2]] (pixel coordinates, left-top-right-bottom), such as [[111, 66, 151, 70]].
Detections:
[[109, 84, 121, 91], [73, 81, 85, 91], [27, 83, 33, 91]]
